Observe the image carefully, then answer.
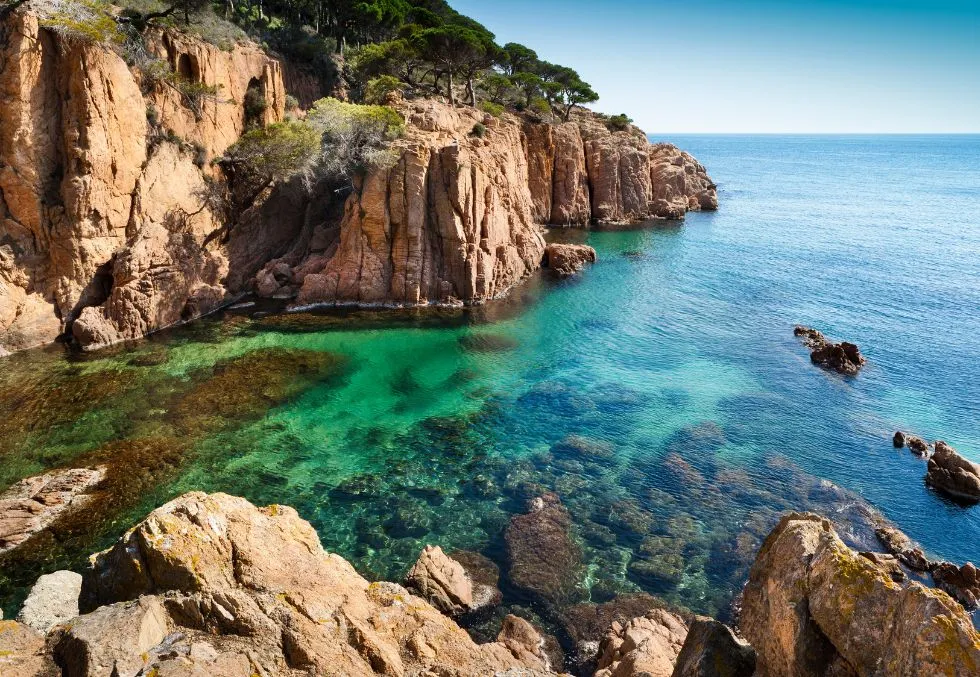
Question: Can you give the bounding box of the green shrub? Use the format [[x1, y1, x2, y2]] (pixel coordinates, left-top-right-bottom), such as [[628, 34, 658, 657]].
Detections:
[[176, 79, 220, 121], [222, 120, 321, 191], [146, 104, 160, 128], [529, 97, 551, 116], [39, 0, 124, 44], [306, 98, 404, 179], [192, 142, 208, 168], [471, 122, 486, 138], [285, 94, 300, 111], [244, 85, 268, 127], [363, 75, 403, 105], [608, 113, 633, 131], [479, 101, 504, 117]]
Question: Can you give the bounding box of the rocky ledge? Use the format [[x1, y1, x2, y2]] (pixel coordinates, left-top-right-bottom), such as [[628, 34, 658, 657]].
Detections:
[[2, 494, 978, 677]]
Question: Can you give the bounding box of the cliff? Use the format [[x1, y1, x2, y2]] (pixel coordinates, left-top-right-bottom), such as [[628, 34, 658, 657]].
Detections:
[[1, 494, 976, 676], [0, 9, 716, 354]]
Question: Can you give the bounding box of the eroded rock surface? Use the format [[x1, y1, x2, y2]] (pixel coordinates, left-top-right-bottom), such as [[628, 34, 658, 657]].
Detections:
[[741, 512, 980, 677], [16, 570, 82, 633], [671, 616, 756, 677], [0, 467, 105, 554], [405, 544, 476, 616]]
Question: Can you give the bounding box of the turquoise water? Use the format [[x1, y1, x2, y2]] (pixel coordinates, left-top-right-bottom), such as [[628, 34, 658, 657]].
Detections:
[[1, 135, 979, 628]]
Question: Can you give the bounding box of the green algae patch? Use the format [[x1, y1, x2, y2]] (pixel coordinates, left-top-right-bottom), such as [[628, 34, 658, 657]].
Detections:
[[170, 348, 348, 431]]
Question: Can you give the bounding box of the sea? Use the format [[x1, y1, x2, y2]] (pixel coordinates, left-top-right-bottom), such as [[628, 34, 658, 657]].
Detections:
[[2, 135, 978, 633]]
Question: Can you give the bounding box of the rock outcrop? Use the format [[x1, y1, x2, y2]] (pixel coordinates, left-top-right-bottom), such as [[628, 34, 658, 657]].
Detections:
[[793, 326, 866, 375], [926, 440, 980, 502], [68, 492, 557, 676], [544, 243, 598, 278], [0, 9, 287, 353], [405, 544, 479, 616], [741, 512, 980, 677], [0, 466, 105, 554]]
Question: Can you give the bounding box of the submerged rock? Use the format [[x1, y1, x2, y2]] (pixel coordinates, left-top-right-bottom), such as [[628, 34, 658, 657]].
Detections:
[[741, 512, 980, 677], [672, 616, 756, 677], [544, 243, 598, 278], [505, 493, 584, 608], [925, 440, 980, 502], [0, 467, 105, 554], [594, 608, 689, 677], [16, 570, 82, 633], [793, 326, 866, 375]]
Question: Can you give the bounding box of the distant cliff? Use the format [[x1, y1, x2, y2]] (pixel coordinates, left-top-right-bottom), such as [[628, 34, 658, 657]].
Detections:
[[0, 9, 716, 354]]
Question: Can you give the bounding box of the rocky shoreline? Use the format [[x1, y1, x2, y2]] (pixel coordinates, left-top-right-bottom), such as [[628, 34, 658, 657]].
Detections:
[[0, 8, 715, 356], [1, 492, 977, 676]]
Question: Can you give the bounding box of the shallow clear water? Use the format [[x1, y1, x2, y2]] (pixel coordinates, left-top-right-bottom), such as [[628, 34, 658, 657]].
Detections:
[[2, 135, 979, 628]]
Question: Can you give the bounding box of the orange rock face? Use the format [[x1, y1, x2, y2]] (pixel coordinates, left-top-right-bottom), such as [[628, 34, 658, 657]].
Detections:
[[0, 11, 285, 352]]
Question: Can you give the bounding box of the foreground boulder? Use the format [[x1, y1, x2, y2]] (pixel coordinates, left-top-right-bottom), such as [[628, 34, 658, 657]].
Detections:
[[16, 570, 82, 633], [0, 467, 105, 554], [671, 616, 756, 677], [74, 492, 555, 676], [594, 608, 688, 677], [544, 243, 598, 278], [793, 326, 866, 375], [0, 620, 59, 676], [926, 441, 980, 501], [405, 545, 481, 616], [741, 512, 980, 676]]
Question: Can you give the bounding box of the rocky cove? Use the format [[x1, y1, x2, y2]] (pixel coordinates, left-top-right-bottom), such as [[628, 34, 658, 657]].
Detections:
[[2, 3, 980, 676]]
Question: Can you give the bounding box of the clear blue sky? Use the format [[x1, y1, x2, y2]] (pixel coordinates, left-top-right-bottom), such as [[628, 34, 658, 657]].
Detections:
[[451, 0, 980, 133]]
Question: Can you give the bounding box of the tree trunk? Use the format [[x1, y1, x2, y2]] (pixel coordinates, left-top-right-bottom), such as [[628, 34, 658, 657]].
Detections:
[[447, 71, 455, 106], [467, 77, 476, 108]]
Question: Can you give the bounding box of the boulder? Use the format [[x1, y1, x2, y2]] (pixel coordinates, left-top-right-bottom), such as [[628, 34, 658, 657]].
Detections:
[[857, 552, 906, 582], [907, 435, 930, 457], [873, 524, 932, 572], [16, 570, 82, 632], [0, 467, 105, 554], [671, 616, 756, 677], [0, 620, 59, 677], [505, 493, 584, 608], [543, 243, 598, 278], [53, 596, 171, 677], [405, 545, 475, 616], [892, 431, 906, 448], [594, 608, 689, 677], [497, 614, 553, 670], [926, 441, 980, 501], [741, 512, 980, 677], [931, 561, 980, 611]]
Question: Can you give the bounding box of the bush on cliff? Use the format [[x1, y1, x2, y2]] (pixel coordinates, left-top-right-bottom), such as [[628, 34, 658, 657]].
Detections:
[[38, 0, 125, 43]]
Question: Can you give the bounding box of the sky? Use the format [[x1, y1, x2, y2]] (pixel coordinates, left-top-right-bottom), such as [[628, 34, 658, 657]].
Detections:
[[450, 0, 980, 134]]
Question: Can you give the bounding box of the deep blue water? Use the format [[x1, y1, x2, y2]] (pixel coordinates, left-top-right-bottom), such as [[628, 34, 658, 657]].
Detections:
[[2, 134, 978, 623]]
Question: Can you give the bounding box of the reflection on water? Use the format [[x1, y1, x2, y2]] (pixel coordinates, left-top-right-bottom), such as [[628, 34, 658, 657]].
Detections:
[[2, 136, 979, 636]]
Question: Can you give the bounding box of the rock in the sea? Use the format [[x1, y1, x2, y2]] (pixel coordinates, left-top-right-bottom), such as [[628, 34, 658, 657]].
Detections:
[[858, 552, 907, 583], [893, 431, 930, 456], [892, 431, 906, 448], [0, 620, 59, 676], [741, 512, 980, 677], [544, 243, 598, 278], [931, 561, 980, 611], [873, 524, 932, 572], [793, 326, 866, 375], [594, 608, 689, 677], [76, 492, 554, 676], [925, 440, 980, 502], [671, 615, 756, 677], [0, 467, 105, 553], [497, 614, 553, 670], [505, 493, 584, 608], [405, 545, 476, 616], [16, 570, 82, 633]]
